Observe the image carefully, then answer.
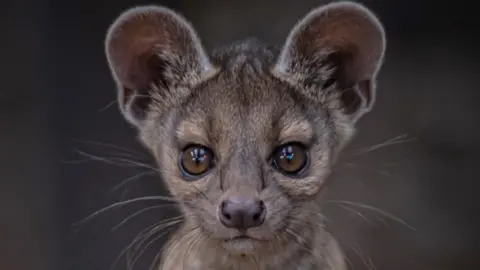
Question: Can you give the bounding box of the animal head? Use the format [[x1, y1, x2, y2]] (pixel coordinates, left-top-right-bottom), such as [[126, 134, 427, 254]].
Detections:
[[105, 1, 385, 255]]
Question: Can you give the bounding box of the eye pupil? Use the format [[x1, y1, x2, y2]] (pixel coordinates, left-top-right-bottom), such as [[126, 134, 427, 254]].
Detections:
[[180, 145, 214, 178], [282, 147, 295, 161], [272, 143, 308, 176]]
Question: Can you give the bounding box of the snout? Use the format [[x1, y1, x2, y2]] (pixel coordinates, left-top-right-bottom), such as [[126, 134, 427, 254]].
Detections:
[[218, 196, 266, 230]]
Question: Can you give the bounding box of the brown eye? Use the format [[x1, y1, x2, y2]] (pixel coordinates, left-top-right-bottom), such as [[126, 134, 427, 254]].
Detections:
[[272, 143, 308, 176], [179, 145, 215, 178]]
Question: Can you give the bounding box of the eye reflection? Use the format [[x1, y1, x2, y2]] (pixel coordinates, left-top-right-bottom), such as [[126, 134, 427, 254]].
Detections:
[[272, 143, 308, 175], [180, 145, 214, 178]]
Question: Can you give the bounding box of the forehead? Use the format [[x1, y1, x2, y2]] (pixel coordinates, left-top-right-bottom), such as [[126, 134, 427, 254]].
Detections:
[[173, 43, 322, 153], [195, 40, 298, 122], [199, 63, 288, 125]]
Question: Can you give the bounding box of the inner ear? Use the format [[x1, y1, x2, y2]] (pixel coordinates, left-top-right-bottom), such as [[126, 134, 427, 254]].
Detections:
[[105, 6, 216, 127], [326, 51, 374, 115], [121, 87, 151, 122], [119, 52, 171, 121], [272, 2, 386, 122]]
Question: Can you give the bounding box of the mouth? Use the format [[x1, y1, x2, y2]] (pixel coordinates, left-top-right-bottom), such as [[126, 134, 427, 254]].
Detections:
[[221, 234, 259, 254], [224, 234, 256, 243], [221, 230, 275, 243]]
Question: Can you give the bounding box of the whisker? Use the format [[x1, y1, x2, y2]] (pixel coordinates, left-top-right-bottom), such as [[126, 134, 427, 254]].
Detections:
[[64, 150, 132, 166], [107, 157, 159, 172], [129, 222, 180, 270], [351, 244, 376, 270], [350, 134, 416, 157], [299, 208, 331, 224], [104, 150, 146, 161], [328, 200, 416, 231], [163, 226, 201, 262], [149, 241, 169, 270], [128, 219, 178, 256], [183, 229, 204, 269], [334, 204, 376, 226], [72, 139, 144, 156], [99, 99, 118, 112], [112, 216, 183, 270], [343, 252, 354, 269], [112, 204, 179, 231], [111, 171, 156, 192], [113, 221, 161, 270], [190, 184, 214, 206], [129, 215, 188, 256], [73, 150, 158, 171], [148, 225, 195, 270], [282, 224, 317, 262], [74, 196, 178, 228]]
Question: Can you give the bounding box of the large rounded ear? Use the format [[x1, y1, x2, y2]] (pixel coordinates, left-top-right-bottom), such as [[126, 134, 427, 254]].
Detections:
[[272, 1, 386, 122], [105, 6, 217, 127]]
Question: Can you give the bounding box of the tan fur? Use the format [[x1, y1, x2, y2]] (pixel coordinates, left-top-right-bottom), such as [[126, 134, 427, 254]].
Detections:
[[104, 1, 386, 269]]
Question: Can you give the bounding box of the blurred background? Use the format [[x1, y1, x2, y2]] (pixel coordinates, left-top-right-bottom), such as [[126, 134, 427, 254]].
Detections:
[[2, 0, 480, 269]]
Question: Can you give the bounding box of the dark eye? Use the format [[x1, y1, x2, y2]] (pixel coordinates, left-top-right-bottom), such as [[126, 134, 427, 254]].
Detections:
[[179, 145, 215, 178], [271, 142, 308, 176]]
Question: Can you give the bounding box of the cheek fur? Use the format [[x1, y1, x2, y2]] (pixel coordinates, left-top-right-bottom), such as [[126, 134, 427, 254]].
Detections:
[[273, 147, 332, 198], [275, 173, 330, 197], [260, 185, 292, 228]]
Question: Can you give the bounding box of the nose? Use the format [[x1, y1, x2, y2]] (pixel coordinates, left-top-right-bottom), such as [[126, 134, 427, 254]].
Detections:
[[219, 197, 266, 230]]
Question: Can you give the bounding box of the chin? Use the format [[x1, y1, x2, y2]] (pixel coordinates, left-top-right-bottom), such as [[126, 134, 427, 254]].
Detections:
[[220, 236, 265, 255]]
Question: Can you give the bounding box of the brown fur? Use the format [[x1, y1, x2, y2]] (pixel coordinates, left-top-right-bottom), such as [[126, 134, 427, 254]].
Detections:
[[104, 1, 386, 269]]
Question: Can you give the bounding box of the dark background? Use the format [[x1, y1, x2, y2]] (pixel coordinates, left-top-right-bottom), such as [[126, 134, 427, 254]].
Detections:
[[2, 0, 479, 269]]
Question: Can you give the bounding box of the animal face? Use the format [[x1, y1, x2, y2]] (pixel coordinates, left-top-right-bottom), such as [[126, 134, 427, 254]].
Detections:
[[105, 1, 385, 255]]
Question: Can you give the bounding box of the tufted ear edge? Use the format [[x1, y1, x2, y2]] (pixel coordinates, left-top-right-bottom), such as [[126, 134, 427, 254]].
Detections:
[[105, 6, 217, 126], [272, 1, 386, 122]]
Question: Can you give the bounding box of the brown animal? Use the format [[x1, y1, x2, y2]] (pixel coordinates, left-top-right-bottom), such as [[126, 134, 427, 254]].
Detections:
[[104, 1, 385, 269]]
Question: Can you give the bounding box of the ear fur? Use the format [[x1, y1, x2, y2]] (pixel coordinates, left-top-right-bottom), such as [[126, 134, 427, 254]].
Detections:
[[272, 1, 386, 122], [105, 6, 217, 126]]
